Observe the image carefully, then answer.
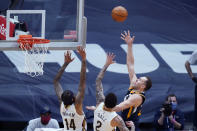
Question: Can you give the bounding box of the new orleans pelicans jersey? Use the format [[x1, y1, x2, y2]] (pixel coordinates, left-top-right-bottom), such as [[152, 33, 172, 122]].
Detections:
[[60, 102, 86, 131], [94, 102, 117, 131], [121, 87, 145, 123]]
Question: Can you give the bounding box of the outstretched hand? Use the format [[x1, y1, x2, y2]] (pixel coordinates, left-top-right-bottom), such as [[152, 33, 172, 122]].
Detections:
[[77, 46, 86, 60], [192, 76, 197, 84], [64, 51, 74, 64], [105, 52, 116, 66], [86, 106, 96, 111], [121, 30, 135, 45]]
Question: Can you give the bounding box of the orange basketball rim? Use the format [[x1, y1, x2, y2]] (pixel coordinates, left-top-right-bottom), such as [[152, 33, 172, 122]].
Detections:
[[17, 35, 50, 50]]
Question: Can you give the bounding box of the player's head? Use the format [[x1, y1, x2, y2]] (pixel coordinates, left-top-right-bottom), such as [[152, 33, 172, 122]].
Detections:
[[40, 106, 51, 125], [61, 90, 75, 106], [104, 93, 117, 109], [134, 76, 152, 91]]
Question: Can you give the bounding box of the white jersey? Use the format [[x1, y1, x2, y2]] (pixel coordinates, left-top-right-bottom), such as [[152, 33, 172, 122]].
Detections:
[[93, 102, 117, 131], [60, 102, 86, 131], [188, 50, 197, 65]]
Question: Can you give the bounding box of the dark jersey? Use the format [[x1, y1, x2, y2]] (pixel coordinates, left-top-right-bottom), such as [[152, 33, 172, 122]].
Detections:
[[121, 86, 145, 123]]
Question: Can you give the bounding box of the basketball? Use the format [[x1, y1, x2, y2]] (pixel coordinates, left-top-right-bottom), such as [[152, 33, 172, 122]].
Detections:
[[111, 6, 128, 22]]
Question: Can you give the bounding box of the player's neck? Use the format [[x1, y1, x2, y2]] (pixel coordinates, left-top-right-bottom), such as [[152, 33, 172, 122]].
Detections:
[[132, 89, 143, 93], [133, 87, 144, 93], [103, 105, 113, 112], [64, 105, 71, 108]]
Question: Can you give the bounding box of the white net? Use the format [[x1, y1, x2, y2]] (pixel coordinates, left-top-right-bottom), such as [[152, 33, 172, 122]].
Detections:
[[19, 42, 49, 77]]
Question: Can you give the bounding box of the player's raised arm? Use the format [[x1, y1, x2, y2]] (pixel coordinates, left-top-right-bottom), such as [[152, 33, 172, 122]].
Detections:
[[75, 46, 86, 111], [121, 30, 137, 86], [53, 51, 74, 104], [95, 53, 115, 106], [111, 115, 135, 131]]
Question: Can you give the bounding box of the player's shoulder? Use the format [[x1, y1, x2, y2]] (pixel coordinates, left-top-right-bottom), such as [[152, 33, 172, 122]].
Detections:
[[129, 92, 143, 99], [29, 118, 41, 124], [191, 50, 197, 57], [50, 118, 59, 123]]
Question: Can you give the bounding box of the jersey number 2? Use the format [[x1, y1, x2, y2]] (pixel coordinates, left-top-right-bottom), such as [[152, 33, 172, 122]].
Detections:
[[96, 120, 102, 131], [65, 118, 76, 130]]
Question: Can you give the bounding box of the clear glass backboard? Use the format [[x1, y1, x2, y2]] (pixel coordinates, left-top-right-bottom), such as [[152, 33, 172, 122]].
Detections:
[[0, 0, 87, 50]]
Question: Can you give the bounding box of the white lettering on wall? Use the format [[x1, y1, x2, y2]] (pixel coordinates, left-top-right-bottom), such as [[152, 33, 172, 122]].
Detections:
[[152, 44, 197, 73], [3, 50, 88, 73], [4, 43, 197, 74], [121, 44, 159, 73]]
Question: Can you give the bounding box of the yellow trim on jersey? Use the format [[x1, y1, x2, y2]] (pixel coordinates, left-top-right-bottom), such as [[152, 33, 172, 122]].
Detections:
[[64, 105, 71, 109], [129, 86, 134, 90], [137, 112, 141, 116], [130, 91, 134, 93], [139, 93, 145, 99], [127, 106, 133, 118]]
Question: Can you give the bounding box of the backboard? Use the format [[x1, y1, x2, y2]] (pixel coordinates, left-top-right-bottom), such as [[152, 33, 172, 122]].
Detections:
[[0, 0, 87, 50]]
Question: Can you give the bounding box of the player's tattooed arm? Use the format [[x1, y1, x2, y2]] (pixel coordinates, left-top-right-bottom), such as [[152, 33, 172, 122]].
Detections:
[[75, 47, 86, 106], [112, 115, 131, 131], [53, 51, 74, 104], [95, 65, 107, 105], [96, 53, 116, 106]]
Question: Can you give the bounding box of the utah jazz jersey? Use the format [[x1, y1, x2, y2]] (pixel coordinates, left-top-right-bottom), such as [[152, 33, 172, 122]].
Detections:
[[121, 87, 145, 123], [93, 102, 117, 131], [60, 102, 87, 131]]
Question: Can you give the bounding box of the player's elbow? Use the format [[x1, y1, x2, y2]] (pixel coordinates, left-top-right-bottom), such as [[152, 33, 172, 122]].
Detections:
[[53, 79, 60, 86], [96, 78, 102, 84], [53, 79, 58, 84], [185, 61, 190, 67], [127, 64, 134, 71], [96, 76, 102, 81], [78, 85, 86, 93]]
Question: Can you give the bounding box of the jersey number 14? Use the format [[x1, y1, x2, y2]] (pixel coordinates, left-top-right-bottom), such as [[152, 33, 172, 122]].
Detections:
[[65, 118, 76, 130]]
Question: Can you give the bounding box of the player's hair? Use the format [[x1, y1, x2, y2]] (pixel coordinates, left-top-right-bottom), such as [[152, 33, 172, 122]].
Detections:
[[61, 90, 75, 106], [104, 93, 117, 108], [144, 76, 152, 91]]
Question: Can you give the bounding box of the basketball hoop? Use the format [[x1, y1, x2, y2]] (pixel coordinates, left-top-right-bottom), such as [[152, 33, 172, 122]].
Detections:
[[17, 35, 50, 77]]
